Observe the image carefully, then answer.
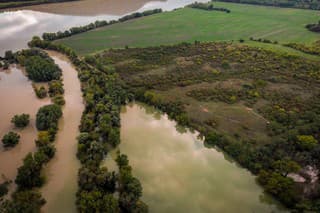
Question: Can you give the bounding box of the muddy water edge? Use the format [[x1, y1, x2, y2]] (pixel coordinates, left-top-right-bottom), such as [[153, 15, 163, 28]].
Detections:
[[40, 51, 84, 213]]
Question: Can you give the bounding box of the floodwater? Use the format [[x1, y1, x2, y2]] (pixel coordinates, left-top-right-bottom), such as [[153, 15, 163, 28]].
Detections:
[[40, 51, 84, 213], [0, 66, 50, 187], [0, 0, 208, 55], [104, 103, 287, 213]]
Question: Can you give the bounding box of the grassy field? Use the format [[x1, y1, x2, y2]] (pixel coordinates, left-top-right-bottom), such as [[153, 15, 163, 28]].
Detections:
[[57, 2, 320, 55]]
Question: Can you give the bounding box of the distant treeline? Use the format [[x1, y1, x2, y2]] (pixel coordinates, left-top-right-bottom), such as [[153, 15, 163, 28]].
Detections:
[[187, 2, 231, 13], [42, 9, 162, 41], [214, 0, 320, 10], [306, 21, 320, 32]]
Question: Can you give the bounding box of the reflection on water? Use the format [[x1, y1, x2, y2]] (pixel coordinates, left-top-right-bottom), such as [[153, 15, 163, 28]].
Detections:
[[105, 103, 287, 213], [0, 66, 50, 188], [0, 0, 208, 55], [40, 51, 84, 213]]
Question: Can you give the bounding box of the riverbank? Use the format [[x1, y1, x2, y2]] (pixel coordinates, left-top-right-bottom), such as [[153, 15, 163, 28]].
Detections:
[[40, 51, 83, 213]]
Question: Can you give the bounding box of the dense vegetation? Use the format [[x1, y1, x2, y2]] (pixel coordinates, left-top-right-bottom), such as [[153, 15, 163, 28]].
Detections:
[[187, 1, 231, 13], [4, 48, 63, 82], [84, 42, 320, 211], [2, 131, 20, 148], [56, 2, 319, 56], [215, 0, 320, 10], [306, 21, 320, 33], [28, 37, 147, 212], [42, 9, 162, 41], [11, 114, 30, 128]]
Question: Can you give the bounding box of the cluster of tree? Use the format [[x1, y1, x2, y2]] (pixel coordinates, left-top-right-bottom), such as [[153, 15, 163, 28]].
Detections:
[[250, 37, 278, 44], [11, 48, 62, 82], [214, 0, 320, 10], [187, 2, 231, 13], [284, 41, 320, 56], [11, 114, 30, 128], [42, 9, 162, 41], [1, 131, 20, 148], [306, 21, 320, 32]]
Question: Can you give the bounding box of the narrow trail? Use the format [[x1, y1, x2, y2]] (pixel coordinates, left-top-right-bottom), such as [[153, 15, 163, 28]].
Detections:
[[41, 51, 84, 213]]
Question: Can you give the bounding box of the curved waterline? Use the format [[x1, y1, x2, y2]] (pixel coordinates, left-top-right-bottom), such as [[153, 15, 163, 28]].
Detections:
[[104, 103, 287, 213]]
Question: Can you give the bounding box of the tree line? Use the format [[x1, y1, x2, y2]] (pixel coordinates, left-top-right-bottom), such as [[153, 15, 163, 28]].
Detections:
[[214, 0, 320, 10], [187, 1, 231, 13], [42, 9, 162, 41]]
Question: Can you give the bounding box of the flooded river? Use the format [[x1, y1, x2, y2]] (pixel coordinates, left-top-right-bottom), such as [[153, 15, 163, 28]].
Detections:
[[0, 66, 50, 188], [105, 103, 286, 212], [40, 51, 84, 213]]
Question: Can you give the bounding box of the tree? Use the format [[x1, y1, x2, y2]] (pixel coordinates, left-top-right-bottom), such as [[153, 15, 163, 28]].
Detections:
[[15, 153, 43, 189], [0, 190, 45, 213], [296, 135, 318, 150], [36, 104, 62, 131], [272, 159, 301, 177], [11, 114, 30, 128], [2, 131, 20, 147]]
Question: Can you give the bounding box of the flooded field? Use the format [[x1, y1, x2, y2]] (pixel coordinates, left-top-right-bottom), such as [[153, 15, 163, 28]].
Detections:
[[0, 66, 50, 187], [40, 51, 84, 213], [0, 0, 208, 55], [104, 103, 287, 213]]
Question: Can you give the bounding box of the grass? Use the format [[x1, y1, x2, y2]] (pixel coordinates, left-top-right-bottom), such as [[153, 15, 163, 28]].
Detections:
[[57, 2, 320, 55]]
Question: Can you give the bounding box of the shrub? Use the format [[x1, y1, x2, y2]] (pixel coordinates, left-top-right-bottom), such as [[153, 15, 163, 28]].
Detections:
[[52, 95, 65, 106], [11, 114, 30, 128], [2, 131, 20, 147], [33, 85, 47, 99]]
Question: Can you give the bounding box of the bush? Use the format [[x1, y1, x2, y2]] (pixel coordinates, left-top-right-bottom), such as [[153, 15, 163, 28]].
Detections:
[[33, 85, 47, 99], [52, 95, 65, 106], [36, 104, 62, 131], [11, 114, 30, 128], [2, 131, 20, 147]]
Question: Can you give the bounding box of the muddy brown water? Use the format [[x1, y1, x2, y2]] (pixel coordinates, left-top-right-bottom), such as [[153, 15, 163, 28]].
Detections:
[[40, 51, 84, 213], [103, 103, 287, 213], [0, 65, 50, 190]]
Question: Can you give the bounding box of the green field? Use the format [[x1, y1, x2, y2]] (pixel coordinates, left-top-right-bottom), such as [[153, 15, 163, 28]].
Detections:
[[57, 2, 320, 55]]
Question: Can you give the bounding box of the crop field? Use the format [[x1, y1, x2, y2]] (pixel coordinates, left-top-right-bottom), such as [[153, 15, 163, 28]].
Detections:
[[57, 2, 320, 55]]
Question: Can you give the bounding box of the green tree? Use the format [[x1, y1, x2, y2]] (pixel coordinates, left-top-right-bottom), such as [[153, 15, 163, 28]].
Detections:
[[2, 131, 20, 147], [11, 114, 30, 128], [15, 153, 43, 189], [272, 159, 301, 177], [36, 104, 62, 131]]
